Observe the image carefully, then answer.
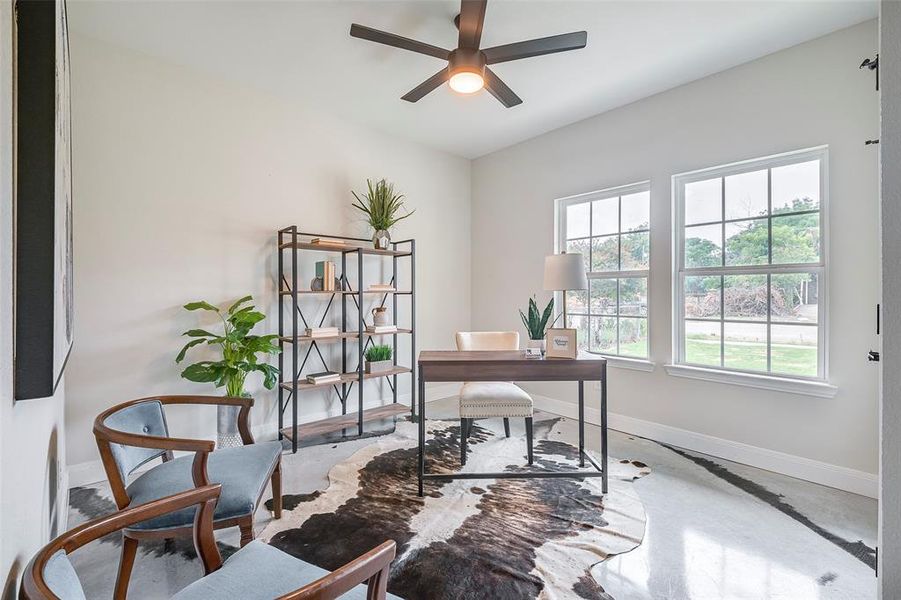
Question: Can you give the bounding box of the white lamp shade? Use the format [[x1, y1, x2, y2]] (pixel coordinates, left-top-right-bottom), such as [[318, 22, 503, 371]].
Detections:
[[543, 253, 588, 291]]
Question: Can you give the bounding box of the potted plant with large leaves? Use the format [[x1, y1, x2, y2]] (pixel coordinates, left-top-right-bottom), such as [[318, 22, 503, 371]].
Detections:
[[351, 178, 414, 250], [519, 297, 557, 355], [175, 295, 281, 447]]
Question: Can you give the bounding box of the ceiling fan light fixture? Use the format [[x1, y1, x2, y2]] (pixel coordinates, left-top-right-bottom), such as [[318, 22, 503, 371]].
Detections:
[[449, 69, 484, 94]]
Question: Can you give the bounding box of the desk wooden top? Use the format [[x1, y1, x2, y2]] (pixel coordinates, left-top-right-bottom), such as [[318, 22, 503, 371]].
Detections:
[[418, 351, 606, 382]]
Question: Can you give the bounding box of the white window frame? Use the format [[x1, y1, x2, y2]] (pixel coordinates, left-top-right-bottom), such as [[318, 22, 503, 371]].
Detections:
[[668, 146, 836, 397], [556, 181, 654, 370]]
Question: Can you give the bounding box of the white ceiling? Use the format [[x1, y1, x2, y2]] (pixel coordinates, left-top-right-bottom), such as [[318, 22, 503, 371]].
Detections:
[[68, 0, 877, 158]]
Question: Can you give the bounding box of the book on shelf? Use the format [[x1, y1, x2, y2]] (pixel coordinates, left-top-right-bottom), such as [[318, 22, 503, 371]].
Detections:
[[315, 261, 337, 291], [306, 371, 342, 385], [310, 238, 346, 246], [305, 327, 340, 338], [366, 325, 398, 334], [367, 284, 396, 292]]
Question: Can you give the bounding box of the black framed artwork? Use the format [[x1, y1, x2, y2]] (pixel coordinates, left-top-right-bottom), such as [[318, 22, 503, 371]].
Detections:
[[14, 0, 73, 400]]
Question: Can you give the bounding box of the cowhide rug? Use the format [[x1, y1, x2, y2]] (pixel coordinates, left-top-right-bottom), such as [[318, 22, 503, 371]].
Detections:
[[261, 418, 650, 600]]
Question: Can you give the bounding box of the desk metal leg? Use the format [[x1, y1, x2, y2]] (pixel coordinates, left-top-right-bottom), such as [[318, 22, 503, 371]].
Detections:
[[578, 380, 585, 468], [418, 367, 425, 497], [601, 364, 608, 494]]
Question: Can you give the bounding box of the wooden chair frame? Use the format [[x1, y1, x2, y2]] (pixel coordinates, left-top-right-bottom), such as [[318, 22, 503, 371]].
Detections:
[[93, 395, 283, 599], [20, 485, 396, 600]]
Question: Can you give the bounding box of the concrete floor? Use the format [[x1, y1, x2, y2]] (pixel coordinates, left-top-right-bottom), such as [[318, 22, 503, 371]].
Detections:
[[67, 395, 877, 599]]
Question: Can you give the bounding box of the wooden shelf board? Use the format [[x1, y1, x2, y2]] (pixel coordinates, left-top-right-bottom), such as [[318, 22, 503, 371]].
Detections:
[[280, 402, 410, 441], [280, 366, 412, 391], [278, 242, 412, 257], [280, 329, 412, 344], [279, 290, 412, 296]]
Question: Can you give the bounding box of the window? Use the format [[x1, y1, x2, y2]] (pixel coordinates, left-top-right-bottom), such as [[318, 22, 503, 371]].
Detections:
[[557, 182, 650, 359], [673, 147, 826, 381]]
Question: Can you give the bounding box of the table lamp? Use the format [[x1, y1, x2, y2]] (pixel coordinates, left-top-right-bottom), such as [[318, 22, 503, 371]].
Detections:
[[544, 252, 588, 327]]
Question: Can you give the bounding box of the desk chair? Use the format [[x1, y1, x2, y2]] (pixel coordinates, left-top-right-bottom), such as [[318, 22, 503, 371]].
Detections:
[[454, 332, 533, 466]]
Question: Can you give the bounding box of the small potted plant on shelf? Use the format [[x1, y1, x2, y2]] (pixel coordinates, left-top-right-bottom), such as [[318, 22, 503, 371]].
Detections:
[[365, 344, 394, 374], [175, 296, 281, 447], [351, 178, 414, 250], [519, 296, 557, 355]]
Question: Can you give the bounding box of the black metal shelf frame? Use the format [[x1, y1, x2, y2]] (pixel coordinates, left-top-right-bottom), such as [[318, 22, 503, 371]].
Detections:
[[277, 227, 416, 453]]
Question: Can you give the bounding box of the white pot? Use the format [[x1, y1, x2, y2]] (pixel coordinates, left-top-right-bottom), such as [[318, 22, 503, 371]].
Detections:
[[527, 338, 546, 353]]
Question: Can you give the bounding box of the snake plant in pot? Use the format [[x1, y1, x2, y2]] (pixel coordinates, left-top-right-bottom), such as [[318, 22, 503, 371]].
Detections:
[[175, 295, 281, 446], [351, 178, 415, 250], [519, 297, 558, 354]]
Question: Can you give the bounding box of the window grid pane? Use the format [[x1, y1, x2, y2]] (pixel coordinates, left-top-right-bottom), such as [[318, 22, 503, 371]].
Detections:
[[561, 184, 650, 359], [676, 151, 824, 379]]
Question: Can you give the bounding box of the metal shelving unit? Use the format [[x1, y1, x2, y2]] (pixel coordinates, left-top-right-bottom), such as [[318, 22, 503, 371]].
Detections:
[[277, 227, 416, 453]]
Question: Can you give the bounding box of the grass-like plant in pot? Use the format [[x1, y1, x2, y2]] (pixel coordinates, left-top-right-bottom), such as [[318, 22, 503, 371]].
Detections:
[[519, 297, 557, 353], [365, 344, 393, 373], [175, 295, 281, 397], [351, 179, 414, 250]]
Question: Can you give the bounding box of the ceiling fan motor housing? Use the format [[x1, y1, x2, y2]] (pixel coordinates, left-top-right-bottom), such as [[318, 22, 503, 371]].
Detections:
[[448, 47, 486, 78]]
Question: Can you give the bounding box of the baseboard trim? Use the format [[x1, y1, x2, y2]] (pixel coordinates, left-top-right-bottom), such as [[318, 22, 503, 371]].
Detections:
[[67, 384, 462, 489], [532, 394, 877, 498]]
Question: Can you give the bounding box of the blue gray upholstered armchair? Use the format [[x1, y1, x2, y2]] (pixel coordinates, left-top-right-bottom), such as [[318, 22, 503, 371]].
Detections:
[[20, 485, 398, 600], [92, 395, 283, 599]]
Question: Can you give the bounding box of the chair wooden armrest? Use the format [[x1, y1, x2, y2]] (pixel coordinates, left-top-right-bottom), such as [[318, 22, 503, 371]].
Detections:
[[277, 540, 397, 600], [20, 485, 224, 600]]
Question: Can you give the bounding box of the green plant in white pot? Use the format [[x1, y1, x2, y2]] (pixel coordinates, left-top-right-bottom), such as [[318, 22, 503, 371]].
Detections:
[[175, 296, 280, 446], [519, 297, 557, 354], [351, 179, 414, 250]]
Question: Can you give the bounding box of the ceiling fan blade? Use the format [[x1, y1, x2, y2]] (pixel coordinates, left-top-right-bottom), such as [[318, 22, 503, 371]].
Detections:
[[457, 0, 488, 49], [482, 31, 587, 65], [350, 24, 451, 60], [401, 69, 450, 103], [484, 68, 522, 108]]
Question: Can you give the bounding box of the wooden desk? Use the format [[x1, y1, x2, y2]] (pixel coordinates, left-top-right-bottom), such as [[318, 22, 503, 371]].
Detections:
[[416, 351, 608, 497]]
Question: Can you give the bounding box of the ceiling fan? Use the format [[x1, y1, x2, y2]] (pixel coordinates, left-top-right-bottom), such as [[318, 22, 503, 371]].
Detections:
[[349, 0, 588, 108]]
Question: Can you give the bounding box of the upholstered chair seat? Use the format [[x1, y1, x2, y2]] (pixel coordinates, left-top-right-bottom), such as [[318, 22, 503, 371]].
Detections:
[[459, 381, 533, 418], [455, 331, 534, 466], [171, 540, 402, 600], [126, 441, 282, 530]]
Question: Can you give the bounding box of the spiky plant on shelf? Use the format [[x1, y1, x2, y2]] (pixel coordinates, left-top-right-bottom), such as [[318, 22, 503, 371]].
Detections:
[[175, 295, 281, 397], [351, 178, 414, 250]]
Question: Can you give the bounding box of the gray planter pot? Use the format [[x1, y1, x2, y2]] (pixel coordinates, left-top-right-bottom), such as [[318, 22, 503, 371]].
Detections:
[[217, 403, 242, 449], [365, 359, 394, 374]]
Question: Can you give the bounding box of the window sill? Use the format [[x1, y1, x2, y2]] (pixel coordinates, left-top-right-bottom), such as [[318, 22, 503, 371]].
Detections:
[[579, 352, 655, 372], [663, 364, 837, 398]]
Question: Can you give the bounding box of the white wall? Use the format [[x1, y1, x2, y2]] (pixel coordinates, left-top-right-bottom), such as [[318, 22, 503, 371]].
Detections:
[[65, 34, 471, 473], [879, 0, 900, 595], [471, 22, 880, 490], [0, 2, 68, 596]]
